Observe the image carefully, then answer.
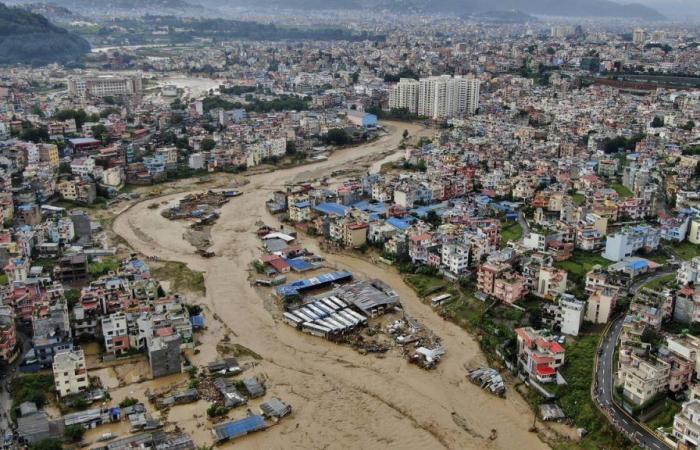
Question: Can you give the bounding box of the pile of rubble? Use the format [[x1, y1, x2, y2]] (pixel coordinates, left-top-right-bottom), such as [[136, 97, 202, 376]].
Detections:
[[388, 316, 445, 369]]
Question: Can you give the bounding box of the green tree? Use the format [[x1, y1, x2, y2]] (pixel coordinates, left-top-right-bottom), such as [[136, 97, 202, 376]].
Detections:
[[64, 424, 85, 442], [29, 439, 63, 450], [324, 128, 350, 146], [200, 138, 216, 151], [651, 116, 664, 128]]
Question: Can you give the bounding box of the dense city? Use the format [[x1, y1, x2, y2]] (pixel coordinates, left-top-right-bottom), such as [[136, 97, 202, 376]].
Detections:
[[0, 1, 699, 449]]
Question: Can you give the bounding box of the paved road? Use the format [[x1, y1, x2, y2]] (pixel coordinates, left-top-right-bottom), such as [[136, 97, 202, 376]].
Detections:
[[593, 269, 677, 450], [517, 211, 530, 239]]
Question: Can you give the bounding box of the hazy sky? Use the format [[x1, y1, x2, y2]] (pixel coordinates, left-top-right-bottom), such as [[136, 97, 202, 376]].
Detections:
[[621, 0, 700, 19]]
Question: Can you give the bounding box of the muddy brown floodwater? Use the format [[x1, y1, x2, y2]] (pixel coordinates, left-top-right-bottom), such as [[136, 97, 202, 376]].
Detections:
[[113, 122, 557, 450]]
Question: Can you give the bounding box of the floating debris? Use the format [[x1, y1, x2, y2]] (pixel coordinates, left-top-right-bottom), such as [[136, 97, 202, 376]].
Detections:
[[468, 367, 506, 397]]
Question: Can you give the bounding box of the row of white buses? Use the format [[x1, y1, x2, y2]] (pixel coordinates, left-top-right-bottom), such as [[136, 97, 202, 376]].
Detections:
[[283, 296, 369, 338]]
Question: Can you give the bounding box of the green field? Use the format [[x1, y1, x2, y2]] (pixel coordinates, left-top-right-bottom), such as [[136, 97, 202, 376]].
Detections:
[[501, 221, 523, 244], [403, 274, 447, 297], [572, 193, 586, 206], [643, 274, 676, 290], [555, 252, 611, 281], [671, 241, 700, 261], [611, 183, 634, 198]]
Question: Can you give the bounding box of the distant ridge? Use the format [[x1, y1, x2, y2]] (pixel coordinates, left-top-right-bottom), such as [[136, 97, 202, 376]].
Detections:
[[204, 0, 665, 20], [0, 2, 90, 65]]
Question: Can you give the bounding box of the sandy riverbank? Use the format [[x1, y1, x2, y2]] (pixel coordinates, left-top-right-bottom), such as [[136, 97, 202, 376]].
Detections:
[[112, 121, 556, 450]]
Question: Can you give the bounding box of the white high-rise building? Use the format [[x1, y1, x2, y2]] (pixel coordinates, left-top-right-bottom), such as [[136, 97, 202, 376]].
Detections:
[[633, 28, 647, 45], [417, 75, 480, 120], [389, 78, 420, 114], [68, 73, 143, 98]]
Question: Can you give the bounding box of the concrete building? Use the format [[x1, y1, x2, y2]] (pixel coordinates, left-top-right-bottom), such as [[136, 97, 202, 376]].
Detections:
[[602, 225, 660, 262], [346, 110, 377, 128], [102, 312, 130, 355], [688, 219, 700, 245], [673, 399, 700, 449], [536, 266, 568, 300], [619, 353, 670, 406], [148, 333, 182, 378], [389, 78, 420, 114], [68, 74, 143, 98], [543, 294, 585, 336], [52, 348, 89, 398], [515, 327, 566, 383], [585, 287, 617, 324], [0, 305, 17, 363], [417, 75, 480, 120]]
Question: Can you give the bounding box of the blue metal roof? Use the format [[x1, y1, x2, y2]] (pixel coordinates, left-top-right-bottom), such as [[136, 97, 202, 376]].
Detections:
[[215, 415, 266, 441], [387, 217, 410, 231], [286, 258, 314, 271], [314, 202, 349, 216], [276, 271, 353, 297], [628, 260, 648, 270], [190, 315, 205, 328], [294, 200, 310, 208]]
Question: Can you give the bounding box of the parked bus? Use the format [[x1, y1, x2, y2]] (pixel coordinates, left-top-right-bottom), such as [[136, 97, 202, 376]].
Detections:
[[431, 293, 452, 308]]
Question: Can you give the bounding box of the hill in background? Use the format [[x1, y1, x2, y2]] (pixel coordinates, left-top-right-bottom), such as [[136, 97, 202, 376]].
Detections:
[[0, 1, 90, 65]]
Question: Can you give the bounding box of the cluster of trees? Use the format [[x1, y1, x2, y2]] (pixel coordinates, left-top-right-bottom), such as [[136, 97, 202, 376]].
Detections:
[[323, 128, 350, 146], [202, 95, 309, 114], [219, 85, 257, 95], [54, 109, 98, 129], [383, 68, 420, 83], [603, 133, 646, 154]]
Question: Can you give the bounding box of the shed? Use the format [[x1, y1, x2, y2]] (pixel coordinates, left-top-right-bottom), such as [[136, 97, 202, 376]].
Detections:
[[259, 398, 292, 418], [212, 415, 266, 443], [242, 378, 265, 398]]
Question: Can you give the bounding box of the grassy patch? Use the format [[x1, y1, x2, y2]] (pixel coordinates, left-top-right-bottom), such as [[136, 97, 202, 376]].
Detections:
[[611, 183, 633, 198], [551, 335, 630, 450], [643, 274, 676, 290], [645, 399, 681, 432], [572, 193, 585, 206], [501, 221, 523, 244], [555, 252, 611, 285], [216, 342, 262, 360], [403, 274, 447, 297], [671, 241, 700, 261], [152, 261, 206, 295], [10, 374, 55, 421]]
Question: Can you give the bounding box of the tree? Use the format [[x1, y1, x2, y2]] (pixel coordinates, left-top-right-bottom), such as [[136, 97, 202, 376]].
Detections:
[[425, 210, 441, 228], [325, 128, 350, 146], [91, 124, 108, 142], [650, 116, 664, 128], [285, 140, 297, 155], [119, 397, 139, 408], [64, 424, 85, 442], [200, 138, 216, 151], [64, 288, 80, 308], [402, 129, 409, 139], [29, 439, 63, 450], [682, 120, 695, 131]]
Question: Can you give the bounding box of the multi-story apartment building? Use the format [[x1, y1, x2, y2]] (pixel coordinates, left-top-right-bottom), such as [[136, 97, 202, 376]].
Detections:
[[0, 305, 17, 363], [101, 312, 130, 355], [388, 78, 420, 114], [440, 243, 470, 275], [416, 75, 480, 120], [602, 225, 660, 262], [515, 327, 566, 383], [52, 348, 89, 398], [542, 294, 585, 336], [535, 266, 568, 300], [673, 399, 700, 449], [68, 74, 143, 98], [585, 287, 617, 324], [618, 353, 670, 406]]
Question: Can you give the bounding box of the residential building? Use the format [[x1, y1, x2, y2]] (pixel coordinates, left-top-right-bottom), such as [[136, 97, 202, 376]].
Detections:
[[618, 353, 670, 406], [148, 333, 182, 378], [585, 287, 617, 324], [603, 226, 660, 262], [536, 266, 568, 300], [417, 75, 480, 120], [543, 294, 585, 336], [68, 74, 143, 98], [389, 78, 420, 114], [673, 399, 700, 449], [515, 327, 566, 383], [102, 312, 130, 355], [52, 348, 89, 398]]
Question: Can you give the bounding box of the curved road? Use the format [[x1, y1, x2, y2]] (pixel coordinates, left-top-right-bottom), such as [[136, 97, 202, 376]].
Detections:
[[594, 269, 676, 450]]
